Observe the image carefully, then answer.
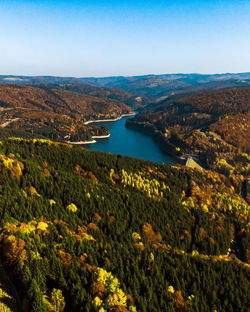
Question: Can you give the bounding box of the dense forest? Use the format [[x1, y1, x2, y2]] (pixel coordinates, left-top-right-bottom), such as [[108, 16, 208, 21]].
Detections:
[[0, 138, 249, 312]]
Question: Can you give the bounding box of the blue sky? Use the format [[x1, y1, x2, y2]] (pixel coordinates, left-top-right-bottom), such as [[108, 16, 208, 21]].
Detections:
[[0, 0, 250, 77]]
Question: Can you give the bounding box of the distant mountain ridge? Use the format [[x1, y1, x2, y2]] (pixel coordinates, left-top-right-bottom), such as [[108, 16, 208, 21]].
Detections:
[[1, 73, 250, 100]]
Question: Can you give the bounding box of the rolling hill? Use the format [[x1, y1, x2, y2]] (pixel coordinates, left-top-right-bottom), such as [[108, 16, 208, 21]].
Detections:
[[0, 84, 133, 142]]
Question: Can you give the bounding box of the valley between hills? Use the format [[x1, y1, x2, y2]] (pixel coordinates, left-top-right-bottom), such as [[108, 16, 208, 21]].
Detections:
[[0, 74, 249, 312]]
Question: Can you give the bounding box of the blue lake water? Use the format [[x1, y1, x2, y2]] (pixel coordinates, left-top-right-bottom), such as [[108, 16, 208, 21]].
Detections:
[[84, 115, 174, 164]]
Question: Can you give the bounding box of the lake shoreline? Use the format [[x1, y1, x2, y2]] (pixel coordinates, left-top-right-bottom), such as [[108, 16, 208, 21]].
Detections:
[[125, 120, 188, 165], [67, 112, 175, 165], [84, 113, 135, 125], [66, 140, 96, 145], [66, 114, 134, 145], [125, 120, 206, 166], [92, 134, 110, 139], [65, 129, 113, 145], [86, 113, 174, 164]]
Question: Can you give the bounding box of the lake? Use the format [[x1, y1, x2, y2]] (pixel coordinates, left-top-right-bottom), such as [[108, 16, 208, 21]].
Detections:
[[84, 115, 174, 164]]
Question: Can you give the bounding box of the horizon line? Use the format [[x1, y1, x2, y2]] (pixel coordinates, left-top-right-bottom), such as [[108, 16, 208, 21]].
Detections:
[[0, 71, 250, 79]]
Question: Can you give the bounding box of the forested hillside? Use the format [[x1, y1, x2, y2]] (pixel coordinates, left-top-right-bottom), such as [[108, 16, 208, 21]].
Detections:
[[127, 86, 250, 178], [0, 84, 132, 142], [0, 138, 249, 312]]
